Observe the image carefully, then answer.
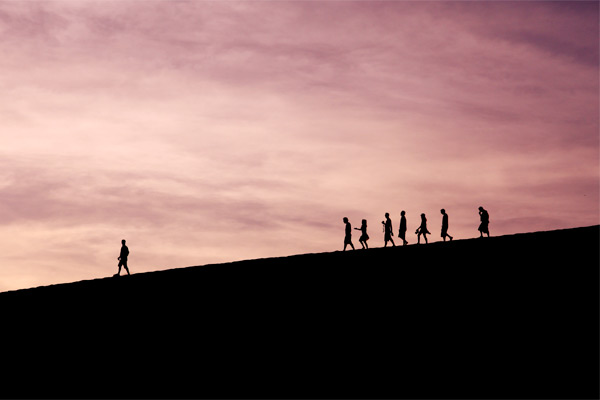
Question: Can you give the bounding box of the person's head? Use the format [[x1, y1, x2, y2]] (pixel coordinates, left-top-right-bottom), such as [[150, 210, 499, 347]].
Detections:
[[343, 217, 348, 223], [421, 213, 426, 219], [385, 212, 389, 218], [401, 210, 405, 216], [478, 206, 484, 211], [121, 239, 126, 245], [362, 219, 367, 226], [441, 209, 446, 214]]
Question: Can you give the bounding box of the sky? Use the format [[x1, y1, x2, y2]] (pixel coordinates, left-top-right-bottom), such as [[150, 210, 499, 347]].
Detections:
[[0, 0, 598, 291]]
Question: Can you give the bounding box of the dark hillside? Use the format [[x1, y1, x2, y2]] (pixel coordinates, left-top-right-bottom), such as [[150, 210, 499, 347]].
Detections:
[[2, 226, 599, 398]]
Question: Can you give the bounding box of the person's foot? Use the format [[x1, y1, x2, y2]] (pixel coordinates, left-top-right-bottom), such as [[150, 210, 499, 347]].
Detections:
[[450, 236, 453, 241]]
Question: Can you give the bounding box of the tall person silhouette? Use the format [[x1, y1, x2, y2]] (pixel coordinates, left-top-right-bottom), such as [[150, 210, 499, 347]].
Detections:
[[343, 217, 355, 251], [398, 211, 408, 246], [416, 213, 430, 244], [115, 239, 130, 276], [440, 209, 453, 241], [478, 206, 490, 238], [383, 213, 395, 247], [354, 219, 369, 249]]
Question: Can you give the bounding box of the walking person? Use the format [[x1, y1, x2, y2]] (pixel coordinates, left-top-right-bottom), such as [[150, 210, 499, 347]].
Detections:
[[440, 209, 453, 242], [354, 219, 369, 249], [115, 239, 131, 277], [415, 213, 430, 244], [398, 211, 408, 246], [343, 217, 355, 251], [383, 213, 396, 247], [478, 206, 490, 238]]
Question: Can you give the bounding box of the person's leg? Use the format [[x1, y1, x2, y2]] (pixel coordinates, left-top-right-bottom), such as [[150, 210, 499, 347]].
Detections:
[[424, 234, 428, 244], [123, 261, 130, 275]]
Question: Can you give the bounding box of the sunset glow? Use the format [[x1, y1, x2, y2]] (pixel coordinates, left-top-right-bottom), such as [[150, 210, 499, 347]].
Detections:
[[1, 1, 598, 291]]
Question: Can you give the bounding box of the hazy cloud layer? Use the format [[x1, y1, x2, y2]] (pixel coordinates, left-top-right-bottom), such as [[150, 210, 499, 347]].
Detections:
[[0, 1, 598, 291]]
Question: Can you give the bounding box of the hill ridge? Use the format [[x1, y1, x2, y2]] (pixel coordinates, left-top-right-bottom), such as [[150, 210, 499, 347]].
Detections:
[[2, 224, 597, 295], [2, 224, 598, 399]]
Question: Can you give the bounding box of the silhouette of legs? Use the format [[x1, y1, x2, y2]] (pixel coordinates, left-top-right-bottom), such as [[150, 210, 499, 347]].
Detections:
[[399, 232, 408, 246], [117, 260, 131, 276], [442, 233, 453, 241], [344, 241, 355, 251], [416, 231, 428, 244]]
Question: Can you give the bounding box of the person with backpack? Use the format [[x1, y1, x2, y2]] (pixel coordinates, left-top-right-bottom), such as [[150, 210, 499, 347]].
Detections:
[[115, 239, 131, 276], [478, 206, 490, 238]]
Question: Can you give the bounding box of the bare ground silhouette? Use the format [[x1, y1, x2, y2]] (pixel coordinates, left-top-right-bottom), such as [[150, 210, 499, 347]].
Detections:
[[2, 226, 598, 399]]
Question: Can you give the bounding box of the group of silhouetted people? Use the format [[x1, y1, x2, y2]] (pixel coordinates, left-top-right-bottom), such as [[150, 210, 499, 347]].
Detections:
[[342, 206, 490, 251]]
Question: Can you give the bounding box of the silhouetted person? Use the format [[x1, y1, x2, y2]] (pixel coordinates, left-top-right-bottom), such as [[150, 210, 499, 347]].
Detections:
[[415, 213, 430, 244], [383, 213, 395, 247], [343, 217, 355, 251], [398, 211, 408, 246], [115, 239, 130, 276], [440, 209, 453, 241], [354, 219, 369, 249], [478, 206, 490, 238]]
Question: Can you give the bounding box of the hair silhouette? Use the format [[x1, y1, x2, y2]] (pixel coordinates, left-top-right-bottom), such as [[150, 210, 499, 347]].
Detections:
[[343, 217, 355, 251], [354, 219, 369, 249], [478, 206, 490, 237], [398, 211, 408, 246], [115, 239, 130, 276], [415, 213, 430, 244], [383, 213, 396, 247], [440, 209, 453, 242]]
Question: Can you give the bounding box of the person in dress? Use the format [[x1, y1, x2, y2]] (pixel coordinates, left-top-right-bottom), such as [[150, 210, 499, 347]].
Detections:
[[354, 219, 369, 249], [415, 213, 430, 244], [478, 206, 490, 238]]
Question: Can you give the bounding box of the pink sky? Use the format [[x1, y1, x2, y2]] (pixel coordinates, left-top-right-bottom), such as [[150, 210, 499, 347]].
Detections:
[[0, 1, 598, 291]]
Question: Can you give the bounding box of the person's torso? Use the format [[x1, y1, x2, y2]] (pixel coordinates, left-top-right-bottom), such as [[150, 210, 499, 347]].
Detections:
[[120, 245, 129, 258]]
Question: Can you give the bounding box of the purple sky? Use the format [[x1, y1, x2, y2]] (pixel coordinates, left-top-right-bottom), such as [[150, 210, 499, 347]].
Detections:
[[0, 1, 598, 291]]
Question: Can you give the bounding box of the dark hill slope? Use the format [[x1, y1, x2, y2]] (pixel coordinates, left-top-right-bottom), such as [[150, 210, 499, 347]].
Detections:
[[2, 226, 599, 398]]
